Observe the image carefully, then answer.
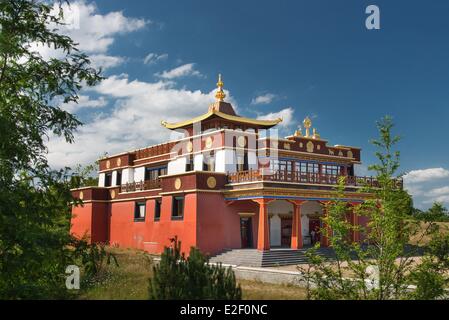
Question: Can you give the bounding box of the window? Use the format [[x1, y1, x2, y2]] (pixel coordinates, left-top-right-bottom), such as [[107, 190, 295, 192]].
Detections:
[[116, 170, 122, 186], [203, 151, 215, 171], [144, 166, 167, 181], [104, 172, 112, 187], [154, 199, 161, 221], [185, 154, 194, 172], [236, 151, 248, 172], [322, 165, 339, 176], [171, 196, 184, 220], [134, 202, 146, 221]]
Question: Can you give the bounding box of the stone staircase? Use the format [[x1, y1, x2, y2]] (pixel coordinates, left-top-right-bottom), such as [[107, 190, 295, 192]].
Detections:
[[209, 247, 336, 267]]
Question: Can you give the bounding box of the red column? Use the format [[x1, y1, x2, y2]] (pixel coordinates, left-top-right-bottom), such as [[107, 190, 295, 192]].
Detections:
[[288, 200, 305, 249], [253, 199, 273, 251]]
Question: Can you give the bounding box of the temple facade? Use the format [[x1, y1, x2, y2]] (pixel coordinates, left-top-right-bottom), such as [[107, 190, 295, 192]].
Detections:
[[71, 75, 381, 256]]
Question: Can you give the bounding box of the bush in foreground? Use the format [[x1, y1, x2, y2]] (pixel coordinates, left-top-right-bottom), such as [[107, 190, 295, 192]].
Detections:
[[148, 237, 242, 300]]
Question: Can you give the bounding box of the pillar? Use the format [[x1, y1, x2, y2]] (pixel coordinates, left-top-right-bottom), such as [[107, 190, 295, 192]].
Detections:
[[288, 200, 305, 249], [252, 198, 273, 251]]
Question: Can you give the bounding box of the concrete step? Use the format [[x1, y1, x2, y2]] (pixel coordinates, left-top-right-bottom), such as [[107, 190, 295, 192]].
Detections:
[[209, 247, 336, 267]]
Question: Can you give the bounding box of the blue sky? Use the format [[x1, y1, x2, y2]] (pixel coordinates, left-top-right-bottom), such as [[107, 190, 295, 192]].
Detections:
[[43, 0, 449, 209]]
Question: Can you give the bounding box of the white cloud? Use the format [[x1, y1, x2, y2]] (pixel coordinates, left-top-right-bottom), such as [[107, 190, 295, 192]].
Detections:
[[402, 167, 449, 209], [428, 186, 449, 197], [257, 107, 294, 128], [29, 1, 147, 69], [52, 1, 148, 54], [155, 63, 202, 79], [403, 168, 449, 183], [89, 54, 125, 70], [47, 74, 238, 168], [251, 93, 276, 105], [144, 53, 168, 65], [62, 95, 107, 113]]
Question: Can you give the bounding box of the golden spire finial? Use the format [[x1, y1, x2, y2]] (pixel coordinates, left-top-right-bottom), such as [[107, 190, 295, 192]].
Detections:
[[303, 116, 312, 137], [215, 73, 226, 102]]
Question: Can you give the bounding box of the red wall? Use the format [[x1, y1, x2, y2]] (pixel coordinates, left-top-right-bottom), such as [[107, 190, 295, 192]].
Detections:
[[71, 195, 260, 256], [143, 194, 198, 255], [71, 202, 109, 243], [196, 196, 259, 256]]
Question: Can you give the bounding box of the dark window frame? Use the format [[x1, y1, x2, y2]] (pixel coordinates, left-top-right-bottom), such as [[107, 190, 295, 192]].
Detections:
[[171, 196, 184, 220], [116, 170, 122, 186], [134, 201, 146, 222], [144, 166, 167, 181], [154, 199, 161, 221], [104, 172, 112, 187]]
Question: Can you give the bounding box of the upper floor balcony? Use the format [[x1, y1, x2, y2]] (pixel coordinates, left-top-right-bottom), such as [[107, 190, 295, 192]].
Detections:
[[227, 169, 403, 189], [120, 179, 161, 193]]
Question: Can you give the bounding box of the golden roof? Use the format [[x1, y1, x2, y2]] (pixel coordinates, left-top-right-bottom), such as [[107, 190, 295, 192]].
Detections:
[[161, 73, 282, 130], [161, 109, 282, 129]]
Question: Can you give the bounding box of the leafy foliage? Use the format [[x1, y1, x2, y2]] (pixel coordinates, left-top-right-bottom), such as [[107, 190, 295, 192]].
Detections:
[[148, 237, 242, 300], [299, 116, 449, 300], [0, 0, 102, 299], [413, 203, 449, 222]]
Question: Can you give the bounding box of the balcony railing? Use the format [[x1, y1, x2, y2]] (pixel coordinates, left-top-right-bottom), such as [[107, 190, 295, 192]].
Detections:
[[120, 179, 161, 192], [227, 169, 403, 189]]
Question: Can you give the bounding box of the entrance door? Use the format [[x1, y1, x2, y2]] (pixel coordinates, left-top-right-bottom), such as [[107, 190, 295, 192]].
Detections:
[[281, 218, 292, 247], [240, 217, 253, 248], [309, 219, 321, 244]]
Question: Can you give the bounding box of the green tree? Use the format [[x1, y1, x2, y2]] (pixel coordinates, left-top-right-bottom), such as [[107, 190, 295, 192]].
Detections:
[[299, 116, 447, 300], [424, 203, 449, 222], [0, 0, 102, 298], [149, 237, 242, 300], [71, 162, 100, 188]]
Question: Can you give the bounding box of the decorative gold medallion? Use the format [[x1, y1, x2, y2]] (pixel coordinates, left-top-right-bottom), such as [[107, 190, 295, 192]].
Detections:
[[338, 151, 343, 157], [284, 142, 290, 150], [186, 141, 193, 153], [237, 136, 246, 147], [317, 145, 321, 151], [306, 141, 314, 153], [110, 189, 116, 199], [106, 160, 110, 169], [347, 150, 353, 158], [299, 142, 303, 148], [174, 178, 182, 190], [79, 191, 84, 200], [207, 176, 217, 189], [205, 137, 213, 149], [117, 158, 121, 166]]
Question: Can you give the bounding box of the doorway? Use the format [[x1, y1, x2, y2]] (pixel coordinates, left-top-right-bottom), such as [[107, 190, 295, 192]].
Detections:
[[309, 218, 321, 244], [281, 217, 292, 247], [240, 217, 253, 248]]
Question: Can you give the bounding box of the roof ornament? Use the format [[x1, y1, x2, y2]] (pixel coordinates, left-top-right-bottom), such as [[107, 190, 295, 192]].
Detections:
[[294, 125, 303, 137], [312, 128, 320, 139], [215, 73, 226, 102], [303, 116, 312, 137]]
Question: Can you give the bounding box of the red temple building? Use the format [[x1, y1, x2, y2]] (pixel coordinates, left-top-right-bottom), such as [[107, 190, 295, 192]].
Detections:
[[71, 75, 381, 265]]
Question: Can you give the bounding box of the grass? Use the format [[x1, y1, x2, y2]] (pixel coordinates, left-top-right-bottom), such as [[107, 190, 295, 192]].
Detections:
[[78, 247, 153, 300], [239, 280, 306, 300], [77, 247, 306, 300]]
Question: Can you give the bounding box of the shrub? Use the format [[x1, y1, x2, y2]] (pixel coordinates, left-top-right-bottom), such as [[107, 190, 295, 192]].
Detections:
[[148, 237, 242, 300]]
